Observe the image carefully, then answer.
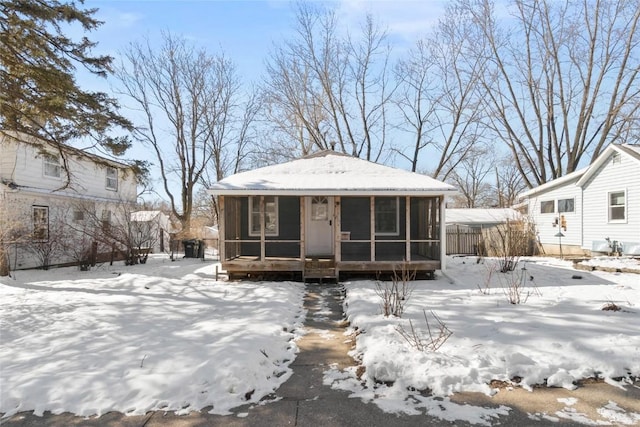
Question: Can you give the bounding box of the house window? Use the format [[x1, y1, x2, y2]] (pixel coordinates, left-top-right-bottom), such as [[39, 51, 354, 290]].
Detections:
[[32, 206, 49, 241], [557, 198, 574, 213], [311, 196, 328, 221], [608, 191, 626, 222], [249, 196, 278, 236], [540, 200, 554, 214], [43, 153, 61, 178], [106, 167, 118, 191], [73, 210, 85, 221], [375, 197, 399, 235]]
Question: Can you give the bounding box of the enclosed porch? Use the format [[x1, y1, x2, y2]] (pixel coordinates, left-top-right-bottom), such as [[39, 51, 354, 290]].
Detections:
[[218, 195, 444, 281]]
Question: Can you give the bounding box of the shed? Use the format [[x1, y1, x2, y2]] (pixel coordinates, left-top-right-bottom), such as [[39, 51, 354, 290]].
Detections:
[[208, 151, 457, 280]]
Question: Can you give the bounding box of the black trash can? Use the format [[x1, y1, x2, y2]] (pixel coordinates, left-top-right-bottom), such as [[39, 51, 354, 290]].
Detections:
[[196, 240, 205, 259], [182, 239, 196, 258]]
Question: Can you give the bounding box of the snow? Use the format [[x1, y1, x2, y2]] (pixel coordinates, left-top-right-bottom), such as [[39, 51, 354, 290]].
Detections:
[[1, 254, 639, 424], [330, 256, 640, 420], [208, 151, 457, 194], [0, 257, 306, 418], [446, 208, 521, 225]]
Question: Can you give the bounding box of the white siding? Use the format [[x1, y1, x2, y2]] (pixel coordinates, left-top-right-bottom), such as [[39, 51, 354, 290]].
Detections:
[[0, 136, 18, 180], [582, 152, 640, 251], [1, 133, 138, 270], [526, 180, 583, 247], [1, 134, 136, 203]]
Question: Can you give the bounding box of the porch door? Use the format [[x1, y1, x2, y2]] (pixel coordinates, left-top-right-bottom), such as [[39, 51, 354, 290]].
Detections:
[[306, 196, 334, 256]]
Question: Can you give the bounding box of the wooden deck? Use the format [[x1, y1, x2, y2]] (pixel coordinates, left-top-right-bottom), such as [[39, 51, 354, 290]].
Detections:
[[222, 256, 440, 281]]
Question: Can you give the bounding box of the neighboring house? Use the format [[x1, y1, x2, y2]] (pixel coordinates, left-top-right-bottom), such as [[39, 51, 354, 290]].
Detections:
[[445, 208, 522, 255], [208, 150, 457, 280], [519, 143, 640, 256], [130, 210, 171, 253], [0, 132, 137, 270]]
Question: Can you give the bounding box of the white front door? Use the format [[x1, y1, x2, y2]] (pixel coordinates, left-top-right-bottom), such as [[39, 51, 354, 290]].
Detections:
[[306, 196, 334, 256]]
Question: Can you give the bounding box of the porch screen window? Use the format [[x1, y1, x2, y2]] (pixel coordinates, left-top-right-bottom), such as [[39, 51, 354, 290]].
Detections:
[[249, 196, 278, 236], [43, 154, 61, 178], [106, 167, 118, 191], [608, 191, 626, 221], [558, 198, 574, 213], [32, 206, 49, 241], [540, 200, 554, 214], [375, 197, 398, 235]]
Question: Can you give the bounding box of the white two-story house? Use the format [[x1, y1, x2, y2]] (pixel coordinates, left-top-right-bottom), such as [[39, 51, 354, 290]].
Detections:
[[0, 132, 138, 270]]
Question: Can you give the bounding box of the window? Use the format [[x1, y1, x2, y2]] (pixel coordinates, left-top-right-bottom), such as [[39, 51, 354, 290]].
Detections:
[[311, 196, 328, 221], [73, 210, 85, 221], [375, 197, 399, 235], [32, 206, 49, 241], [608, 191, 626, 222], [557, 198, 574, 213], [249, 196, 278, 236], [43, 153, 61, 178], [106, 167, 118, 191], [540, 200, 554, 214]]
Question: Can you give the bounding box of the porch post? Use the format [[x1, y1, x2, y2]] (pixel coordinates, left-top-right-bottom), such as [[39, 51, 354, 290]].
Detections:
[[334, 196, 341, 262], [218, 195, 225, 262], [260, 196, 265, 261], [300, 197, 305, 261], [440, 195, 446, 271], [405, 196, 411, 261], [370, 196, 375, 262]]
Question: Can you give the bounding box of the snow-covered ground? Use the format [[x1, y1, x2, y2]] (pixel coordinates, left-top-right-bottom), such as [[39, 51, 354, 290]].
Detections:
[[1, 254, 639, 424], [0, 256, 306, 418], [326, 255, 640, 423]]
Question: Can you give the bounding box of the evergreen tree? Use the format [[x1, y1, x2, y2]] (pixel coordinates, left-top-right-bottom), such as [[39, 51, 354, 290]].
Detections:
[[0, 0, 131, 154]]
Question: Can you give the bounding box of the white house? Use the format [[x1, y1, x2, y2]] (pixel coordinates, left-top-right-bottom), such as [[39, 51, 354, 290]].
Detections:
[[519, 144, 640, 256], [130, 210, 171, 253], [0, 132, 138, 270]]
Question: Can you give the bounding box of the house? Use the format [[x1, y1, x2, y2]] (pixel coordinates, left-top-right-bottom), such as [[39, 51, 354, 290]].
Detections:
[[207, 151, 457, 280], [519, 143, 640, 256], [445, 208, 522, 255], [0, 132, 138, 270], [130, 210, 171, 253]]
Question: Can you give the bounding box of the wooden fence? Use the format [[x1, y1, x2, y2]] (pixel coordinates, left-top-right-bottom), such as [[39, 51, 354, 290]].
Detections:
[[446, 225, 483, 255]]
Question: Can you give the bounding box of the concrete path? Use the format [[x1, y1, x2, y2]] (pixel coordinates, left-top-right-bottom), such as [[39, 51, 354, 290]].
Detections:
[[4, 283, 639, 426]]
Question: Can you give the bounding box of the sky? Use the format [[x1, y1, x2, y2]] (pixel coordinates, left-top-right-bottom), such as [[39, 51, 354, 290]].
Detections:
[[73, 0, 448, 202]]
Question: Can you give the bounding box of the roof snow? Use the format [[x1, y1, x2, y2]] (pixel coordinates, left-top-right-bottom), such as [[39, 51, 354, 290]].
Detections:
[[208, 151, 456, 196], [446, 208, 521, 225]]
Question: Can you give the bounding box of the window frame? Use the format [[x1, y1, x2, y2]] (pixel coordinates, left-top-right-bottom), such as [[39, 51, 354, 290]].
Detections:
[[557, 198, 575, 213], [374, 196, 399, 236], [32, 205, 49, 241], [43, 153, 61, 179], [106, 167, 118, 191], [608, 190, 626, 223], [248, 196, 279, 237], [540, 200, 555, 214]]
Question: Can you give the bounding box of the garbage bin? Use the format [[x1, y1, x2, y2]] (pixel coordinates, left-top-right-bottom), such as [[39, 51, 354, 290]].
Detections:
[[196, 239, 205, 259], [182, 239, 196, 258]]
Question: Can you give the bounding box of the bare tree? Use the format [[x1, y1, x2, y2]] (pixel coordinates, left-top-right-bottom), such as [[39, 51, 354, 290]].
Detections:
[[117, 33, 251, 236], [394, 4, 485, 178], [457, 0, 640, 187], [262, 3, 393, 161], [447, 145, 495, 208], [494, 155, 527, 208]]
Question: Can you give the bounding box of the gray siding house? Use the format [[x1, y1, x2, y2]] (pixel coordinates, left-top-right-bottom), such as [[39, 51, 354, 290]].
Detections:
[[208, 151, 457, 280]]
